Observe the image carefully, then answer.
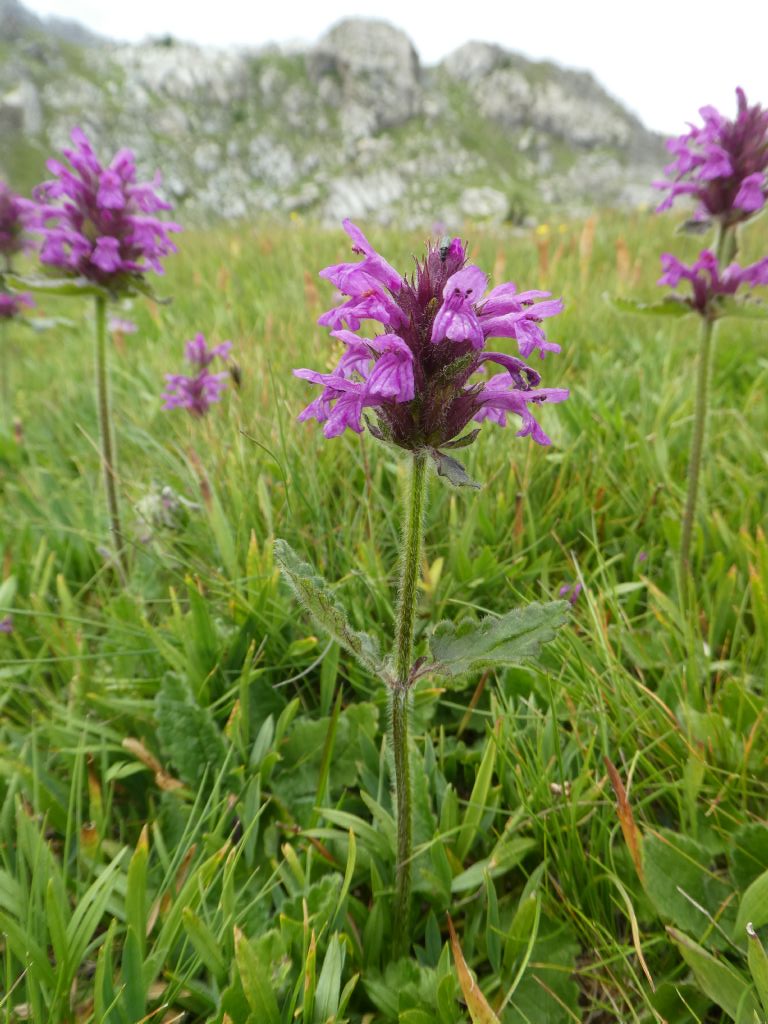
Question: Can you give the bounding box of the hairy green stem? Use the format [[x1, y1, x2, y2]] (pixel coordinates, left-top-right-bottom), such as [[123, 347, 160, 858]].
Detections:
[[679, 222, 733, 590], [94, 295, 127, 571], [390, 451, 428, 951], [679, 315, 715, 581]]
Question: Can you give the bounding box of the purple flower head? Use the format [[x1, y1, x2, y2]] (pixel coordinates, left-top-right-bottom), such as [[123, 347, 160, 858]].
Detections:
[[0, 291, 33, 320], [31, 128, 181, 291], [0, 615, 12, 634], [658, 249, 768, 316], [108, 315, 138, 335], [163, 333, 232, 417], [558, 582, 583, 606], [295, 221, 568, 451], [654, 88, 768, 223], [184, 333, 232, 369], [0, 181, 34, 264]]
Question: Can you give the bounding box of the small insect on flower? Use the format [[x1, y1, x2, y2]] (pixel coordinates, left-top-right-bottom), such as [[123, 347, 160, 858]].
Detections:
[[294, 220, 568, 464], [162, 333, 232, 417]]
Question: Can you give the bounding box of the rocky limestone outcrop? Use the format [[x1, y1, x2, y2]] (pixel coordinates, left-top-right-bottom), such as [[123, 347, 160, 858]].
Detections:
[[0, 5, 664, 225], [443, 41, 646, 150]]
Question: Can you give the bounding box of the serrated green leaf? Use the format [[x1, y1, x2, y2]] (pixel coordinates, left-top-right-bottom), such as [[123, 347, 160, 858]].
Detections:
[[274, 539, 383, 676], [442, 428, 482, 450], [428, 601, 568, 678], [644, 830, 734, 939], [612, 296, 693, 318], [503, 918, 579, 1024], [668, 927, 758, 1021], [6, 273, 107, 298], [429, 448, 481, 489], [19, 316, 78, 333], [155, 673, 227, 787]]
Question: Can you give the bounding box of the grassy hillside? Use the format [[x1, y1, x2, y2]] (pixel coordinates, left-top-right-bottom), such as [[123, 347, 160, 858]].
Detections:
[[0, 213, 767, 1022]]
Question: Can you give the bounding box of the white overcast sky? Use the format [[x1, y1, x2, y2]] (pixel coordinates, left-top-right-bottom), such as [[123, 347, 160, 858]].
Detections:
[[19, 0, 768, 133]]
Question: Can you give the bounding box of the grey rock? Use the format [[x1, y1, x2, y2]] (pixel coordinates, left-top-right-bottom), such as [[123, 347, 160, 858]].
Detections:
[[459, 186, 509, 222], [443, 41, 648, 149], [324, 170, 406, 223], [308, 18, 421, 133], [193, 141, 221, 175], [1, 78, 41, 134], [442, 42, 508, 82], [248, 135, 297, 188]]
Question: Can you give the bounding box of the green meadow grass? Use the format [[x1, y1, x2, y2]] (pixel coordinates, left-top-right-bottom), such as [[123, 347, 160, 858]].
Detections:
[[0, 212, 767, 1023]]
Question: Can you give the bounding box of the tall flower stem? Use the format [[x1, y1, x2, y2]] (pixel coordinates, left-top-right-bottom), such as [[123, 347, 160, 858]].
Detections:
[[679, 315, 715, 585], [390, 450, 428, 951], [679, 223, 733, 591], [94, 294, 127, 572]]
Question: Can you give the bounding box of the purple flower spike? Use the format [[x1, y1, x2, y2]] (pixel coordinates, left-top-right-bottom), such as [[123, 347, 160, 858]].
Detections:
[[558, 582, 583, 606], [163, 333, 232, 417], [654, 88, 768, 223], [0, 615, 13, 634], [0, 292, 33, 320], [0, 181, 35, 263], [31, 127, 181, 291], [658, 249, 768, 316], [296, 221, 567, 450], [185, 333, 232, 368]]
